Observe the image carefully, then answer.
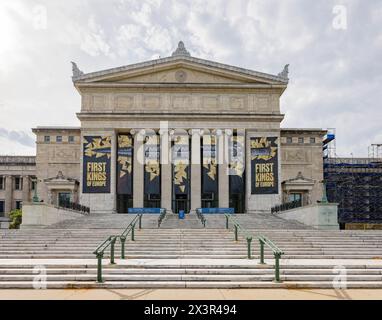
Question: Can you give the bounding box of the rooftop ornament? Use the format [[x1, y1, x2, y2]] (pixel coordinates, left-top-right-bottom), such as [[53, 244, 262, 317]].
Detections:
[[172, 41, 191, 57], [277, 64, 289, 79], [71, 61, 84, 78]]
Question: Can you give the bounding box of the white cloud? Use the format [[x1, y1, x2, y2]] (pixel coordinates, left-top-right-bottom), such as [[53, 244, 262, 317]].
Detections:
[[0, 0, 381, 157]]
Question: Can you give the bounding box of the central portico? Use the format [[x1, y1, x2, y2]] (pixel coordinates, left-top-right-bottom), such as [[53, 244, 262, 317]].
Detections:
[[73, 41, 289, 214]]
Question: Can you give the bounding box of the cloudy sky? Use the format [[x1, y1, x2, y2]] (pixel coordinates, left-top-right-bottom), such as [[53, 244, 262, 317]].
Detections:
[[0, 0, 381, 156]]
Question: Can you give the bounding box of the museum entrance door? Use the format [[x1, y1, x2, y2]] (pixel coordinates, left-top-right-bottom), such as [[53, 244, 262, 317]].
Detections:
[[172, 194, 190, 214]]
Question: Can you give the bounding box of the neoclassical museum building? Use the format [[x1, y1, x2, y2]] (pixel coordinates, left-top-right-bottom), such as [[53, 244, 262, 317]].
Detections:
[[0, 42, 327, 216]]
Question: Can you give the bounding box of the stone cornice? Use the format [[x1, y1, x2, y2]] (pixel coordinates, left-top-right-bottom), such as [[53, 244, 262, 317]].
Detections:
[[75, 82, 287, 91], [72, 55, 288, 85], [76, 112, 284, 122]]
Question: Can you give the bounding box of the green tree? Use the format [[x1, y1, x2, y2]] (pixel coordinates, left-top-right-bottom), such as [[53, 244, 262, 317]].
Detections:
[[9, 209, 22, 229]]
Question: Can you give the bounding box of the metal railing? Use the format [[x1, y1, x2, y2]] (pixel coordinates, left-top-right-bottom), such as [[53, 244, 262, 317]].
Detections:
[[158, 209, 167, 227], [258, 236, 284, 282], [93, 213, 142, 283], [60, 201, 90, 215], [224, 213, 284, 282], [271, 199, 302, 214], [196, 209, 206, 227]]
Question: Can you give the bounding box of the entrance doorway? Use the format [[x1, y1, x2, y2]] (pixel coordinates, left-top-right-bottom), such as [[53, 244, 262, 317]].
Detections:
[[58, 192, 71, 207], [117, 195, 133, 213], [173, 194, 190, 213]]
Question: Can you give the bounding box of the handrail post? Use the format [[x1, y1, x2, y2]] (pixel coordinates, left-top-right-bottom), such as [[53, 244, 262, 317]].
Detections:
[[131, 223, 135, 241], [259, 239, 265, 264], [120, 236, 126, 259], [234, 225, 238, 241], [225, 215, 229, 229], [138, 214, 142, 230], [110, 236, 116, 264], [274, 253, 281, 282], [246, 237, 252, 259], [96, 252, 103, 283]]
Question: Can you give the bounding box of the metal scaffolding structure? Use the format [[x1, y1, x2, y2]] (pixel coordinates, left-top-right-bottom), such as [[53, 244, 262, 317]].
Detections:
[[323, 137, 382, 227]]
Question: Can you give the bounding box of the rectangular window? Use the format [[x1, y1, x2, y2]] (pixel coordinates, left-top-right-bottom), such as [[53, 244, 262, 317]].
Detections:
[[0, 200, 4, 217], [56, 136, 62, 143], [68, 136, 75, 143], [310, 137, 315, 144], [15, 177, 23, 190], [298, 137, 304, 144], [0, 176, 4, 190], [31, 180, 36, 191], [44, 136, 50, 143], [15, 200, 22, 210], [286, 137, 292, 144]]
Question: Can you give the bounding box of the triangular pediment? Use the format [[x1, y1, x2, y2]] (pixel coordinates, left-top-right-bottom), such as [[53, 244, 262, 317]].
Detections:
[[73, 55, 288, 86], [111, 66, 250, 84]]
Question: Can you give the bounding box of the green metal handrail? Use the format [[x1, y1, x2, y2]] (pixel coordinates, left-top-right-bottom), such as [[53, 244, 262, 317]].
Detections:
[[93, 214, 142, 283], [224, 214, 253, 259], [224, 213, 284, 282], [158, 209, 167, 227], [258, 235, 284, 282], [196, 209, 206, 227]]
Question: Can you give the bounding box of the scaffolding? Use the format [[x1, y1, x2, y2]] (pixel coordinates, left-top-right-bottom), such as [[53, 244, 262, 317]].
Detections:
[[323, 139, 382, 227]]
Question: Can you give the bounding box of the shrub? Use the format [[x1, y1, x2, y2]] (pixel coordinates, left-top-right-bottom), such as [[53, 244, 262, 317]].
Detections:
[[9, 209, 22, 229]]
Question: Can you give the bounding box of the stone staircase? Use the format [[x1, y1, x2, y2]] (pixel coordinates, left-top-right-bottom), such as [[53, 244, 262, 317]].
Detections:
[[0, 213, 381, 288]]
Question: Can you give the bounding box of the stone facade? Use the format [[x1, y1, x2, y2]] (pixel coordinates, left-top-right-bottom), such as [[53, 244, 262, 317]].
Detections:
[[0, 156, 36, 217], [1, 42, 328, 215]]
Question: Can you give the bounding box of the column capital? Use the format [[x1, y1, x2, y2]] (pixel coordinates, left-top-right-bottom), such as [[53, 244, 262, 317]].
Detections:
[[189, 129, 203, 136]]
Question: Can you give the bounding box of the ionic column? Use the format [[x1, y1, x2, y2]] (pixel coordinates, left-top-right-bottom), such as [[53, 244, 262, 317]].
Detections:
[[190, 129, 201, 211], [218, 130, 229, 207], [4, 175, 13, 216], [22, 176, 30, 203], [160, 129, 172, 211], [132, 130, 144, 207]]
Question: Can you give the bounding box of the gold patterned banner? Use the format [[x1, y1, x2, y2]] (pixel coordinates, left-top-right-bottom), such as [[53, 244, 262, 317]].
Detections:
[[173, 135, 189, 195], [229, 134, 245, 193], [202, 135, 218, 193], [117, 134, 133, 195], [83, 136, 111, 193], [144, 134, 160, 194], [251, 137, 278, 194]]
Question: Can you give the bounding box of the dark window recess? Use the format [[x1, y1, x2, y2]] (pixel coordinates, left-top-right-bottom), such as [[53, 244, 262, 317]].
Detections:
[[44, 136, 50, 143], [69, 136, 75, 143], [15, 177, 22, 190], [56, 136, 63, 143], [0, 201, 4, 216], [286, 137, 292, 144], [298, 137, 304, 144], [0, 176, 4, 190], [310, 137, 316, 144], [15, 201, 22, 210]]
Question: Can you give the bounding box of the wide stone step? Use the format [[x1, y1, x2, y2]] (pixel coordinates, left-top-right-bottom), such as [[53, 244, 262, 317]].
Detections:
[[0, 280, 381, 289]]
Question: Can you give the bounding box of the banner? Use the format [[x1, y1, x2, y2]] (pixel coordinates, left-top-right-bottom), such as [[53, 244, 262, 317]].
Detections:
[[172, 135, 190, 195], [229, 135, 245, 194], [144, 134, 160, 195], [251, 137, 278, 194], [117, 134, 133, 195], [83, 136, 111, 193], [202, 135, 218, 193]]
